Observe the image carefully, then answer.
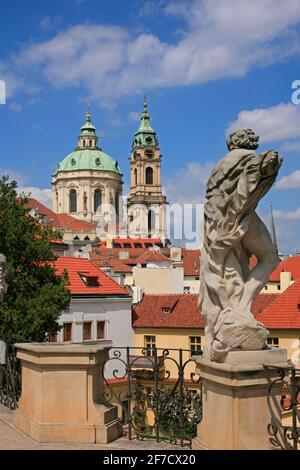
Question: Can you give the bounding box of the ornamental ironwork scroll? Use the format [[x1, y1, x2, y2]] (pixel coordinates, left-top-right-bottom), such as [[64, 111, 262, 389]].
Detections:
[[101, 347, 202, 447], [265, 365, 300, 450], [0, 339, 21, 410]]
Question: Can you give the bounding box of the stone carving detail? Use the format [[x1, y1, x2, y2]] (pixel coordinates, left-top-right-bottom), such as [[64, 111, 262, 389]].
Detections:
[[199, 129, 283, 361], [0, 254, 7, 302]]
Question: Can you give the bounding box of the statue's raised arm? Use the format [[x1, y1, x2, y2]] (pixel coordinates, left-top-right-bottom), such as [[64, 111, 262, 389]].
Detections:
[[199, 128, 283, 361]]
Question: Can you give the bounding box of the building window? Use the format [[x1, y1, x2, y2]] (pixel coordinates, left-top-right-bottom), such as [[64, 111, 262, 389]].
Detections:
[[83, 322, 92, 341], [63, 323, 72, 342], [189, 336, 202, 356], [48, 331, 57, 343], [134, 168, 137, 186], [80, 273, 99, 287], [94, 189, 102, 212], [97, 321, 105, 340], [148, 210, 155, 236], [144, 335, 156, 356], [69, 189, 77, 213], [267, 337, 279, 348], [145, 167, 153, 185], [184, 286, 191, 294]]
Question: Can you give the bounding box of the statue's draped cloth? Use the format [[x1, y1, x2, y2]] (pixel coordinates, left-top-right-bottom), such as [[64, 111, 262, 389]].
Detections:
[[199, 148, 282, 360]]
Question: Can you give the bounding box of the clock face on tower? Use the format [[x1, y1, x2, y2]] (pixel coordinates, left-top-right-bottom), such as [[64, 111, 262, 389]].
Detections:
[[145, 136, 153, 144], [145, 148, 153, 159]]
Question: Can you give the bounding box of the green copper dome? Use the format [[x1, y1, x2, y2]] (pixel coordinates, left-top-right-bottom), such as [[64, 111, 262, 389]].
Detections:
[[53, 149, 121, 175], [53, 110, 122, 175]]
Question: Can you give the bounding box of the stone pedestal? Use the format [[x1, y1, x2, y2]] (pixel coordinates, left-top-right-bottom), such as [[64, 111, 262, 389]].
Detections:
[[14, 342, 122, 444], [193, 349, 289, 450]]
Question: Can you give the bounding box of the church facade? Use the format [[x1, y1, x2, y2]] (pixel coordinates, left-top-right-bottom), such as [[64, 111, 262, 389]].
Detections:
[[51, 99, 168, 243], [52, 110, 122, 225]]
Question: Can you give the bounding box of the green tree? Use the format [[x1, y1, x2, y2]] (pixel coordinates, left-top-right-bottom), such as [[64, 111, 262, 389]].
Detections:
[[0, 176, 71, 341]]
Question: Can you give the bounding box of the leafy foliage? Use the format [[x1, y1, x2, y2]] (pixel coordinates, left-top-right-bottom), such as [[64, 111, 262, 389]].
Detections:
[[0, 176, 71, 341], [132, 383, 202, 440]]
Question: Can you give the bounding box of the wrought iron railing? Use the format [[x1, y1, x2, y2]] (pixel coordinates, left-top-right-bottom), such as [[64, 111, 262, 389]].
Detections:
[[0, 336, 34, 410], [264, 364, 300, 450], [101, 347, 202, 447], [0, 338, 21, 409]]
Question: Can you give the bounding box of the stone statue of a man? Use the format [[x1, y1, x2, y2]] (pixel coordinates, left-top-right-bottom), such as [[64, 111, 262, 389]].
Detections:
[[0, 253, 7, 302], [199, 129, 283, 361]]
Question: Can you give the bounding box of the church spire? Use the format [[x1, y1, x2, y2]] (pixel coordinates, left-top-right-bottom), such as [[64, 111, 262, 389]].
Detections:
[[132, 97, 158, 149], [270, 203, 278, 255]]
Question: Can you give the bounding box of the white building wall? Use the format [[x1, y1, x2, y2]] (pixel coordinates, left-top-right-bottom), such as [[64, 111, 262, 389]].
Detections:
[[183, 277, 200, 294], [58, 297, 134, 377]]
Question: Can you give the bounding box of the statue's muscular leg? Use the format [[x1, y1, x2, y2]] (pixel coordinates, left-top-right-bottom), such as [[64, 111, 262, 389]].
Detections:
[[239, 211, 279, 311]]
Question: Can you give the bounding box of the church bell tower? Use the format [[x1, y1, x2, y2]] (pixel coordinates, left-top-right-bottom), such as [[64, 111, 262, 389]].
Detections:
[[127, 98, 168, 242]]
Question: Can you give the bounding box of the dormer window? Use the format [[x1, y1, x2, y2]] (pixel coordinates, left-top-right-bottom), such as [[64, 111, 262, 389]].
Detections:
[[162, 308, 171, 315], [79, 272, 100, 287]]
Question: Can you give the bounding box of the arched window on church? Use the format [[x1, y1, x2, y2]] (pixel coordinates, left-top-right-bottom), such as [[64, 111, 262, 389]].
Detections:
[[146, 167, 153, 185], [89, 139, 92, 147], [83, 139, 86, 148], [148, 209, 155, 236], [94, 189, 102, 212], [69, 189, 77, 213], [115, 191, 119, 216], [134, 168, 137, 186]]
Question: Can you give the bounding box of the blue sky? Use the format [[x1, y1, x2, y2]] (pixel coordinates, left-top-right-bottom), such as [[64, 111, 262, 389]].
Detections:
[[1, 0, 300, 252]]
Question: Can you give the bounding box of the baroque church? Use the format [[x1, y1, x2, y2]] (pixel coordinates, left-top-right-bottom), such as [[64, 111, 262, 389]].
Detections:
[[51, 98, 168, 243]]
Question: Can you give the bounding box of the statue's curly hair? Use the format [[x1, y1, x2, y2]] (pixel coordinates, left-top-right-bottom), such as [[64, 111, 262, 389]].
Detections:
[[226, 128, 259, 151]]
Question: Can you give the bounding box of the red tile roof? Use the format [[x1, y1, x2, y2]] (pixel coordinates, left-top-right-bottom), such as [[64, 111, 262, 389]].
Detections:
[[181, 249, 200, 276], [55, 257, 128, 296], [26, 198, 96, 232], [94, 258, 133, 274], [268, 256, 300, 282], [135, 250, 171, 265], [132, 294, 205, 329], [257, 280, 300, 329], [252, 293, 279, 316], [133, 293, 281, 330]]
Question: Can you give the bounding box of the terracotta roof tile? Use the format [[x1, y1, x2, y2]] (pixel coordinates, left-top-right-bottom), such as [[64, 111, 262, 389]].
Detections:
[[269, 256, 300, 282], [26, 198, 96, 232], [133, 293, 279, 330], [55, 257, 128, 296], [257, 280, 300, 329], [135, 250, 171, 264], [133, 294, 205, 329]]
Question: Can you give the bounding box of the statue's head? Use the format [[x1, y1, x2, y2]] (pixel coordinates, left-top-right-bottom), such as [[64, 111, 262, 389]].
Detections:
[[227, 128, 259, 151]]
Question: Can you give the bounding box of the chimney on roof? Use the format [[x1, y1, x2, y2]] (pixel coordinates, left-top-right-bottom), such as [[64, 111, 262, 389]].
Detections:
[[170, 247, 182, 263], [280, 271, 292, 293]]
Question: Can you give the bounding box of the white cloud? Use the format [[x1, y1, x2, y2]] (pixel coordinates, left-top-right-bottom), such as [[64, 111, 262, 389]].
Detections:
[[39, 16, 63, 31], [280, 140, 300, 153], [164, 161, 214, 248], [274, 207, 300, 221], [3, 0, 300, 104], [276, 170, 300, 189], [0, 168, 27, 185], [164, 161, 214, 205], [227, 102, 300, 143], [19, 187, 52, 207], [128, 111, 140, 122]]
